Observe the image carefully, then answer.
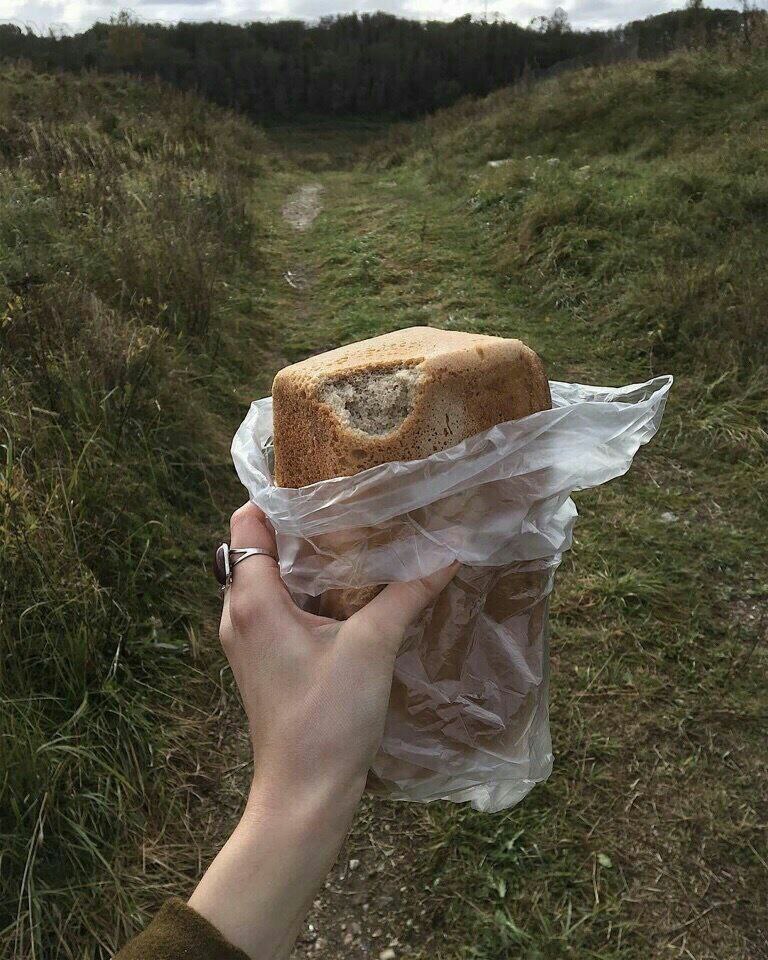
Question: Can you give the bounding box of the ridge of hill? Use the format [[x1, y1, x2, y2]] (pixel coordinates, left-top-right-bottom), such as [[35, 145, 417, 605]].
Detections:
[[377, 41, 768, 385]]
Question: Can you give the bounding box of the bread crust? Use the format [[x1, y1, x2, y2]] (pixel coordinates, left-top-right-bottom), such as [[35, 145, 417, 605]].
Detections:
[[273, 327, 551, 619], [272, 326, 551, 488]]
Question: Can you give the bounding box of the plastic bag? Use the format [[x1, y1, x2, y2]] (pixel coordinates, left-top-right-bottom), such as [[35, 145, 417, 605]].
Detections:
[[232, 375, 672, 812]]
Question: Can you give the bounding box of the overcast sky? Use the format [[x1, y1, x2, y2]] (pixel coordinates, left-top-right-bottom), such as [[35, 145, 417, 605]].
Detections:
[[1, 0, 758, 36]]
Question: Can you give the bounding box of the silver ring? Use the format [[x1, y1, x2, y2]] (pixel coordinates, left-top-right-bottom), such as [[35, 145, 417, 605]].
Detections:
[[214, 542, 278, 592], [231, 547, 279, 566]]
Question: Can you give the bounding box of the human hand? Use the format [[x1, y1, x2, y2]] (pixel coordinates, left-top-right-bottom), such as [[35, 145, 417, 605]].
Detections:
[[222, 501, 457, 811], [189, 502, 457, 958]]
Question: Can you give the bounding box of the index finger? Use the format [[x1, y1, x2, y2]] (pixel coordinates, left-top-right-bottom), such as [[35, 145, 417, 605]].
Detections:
[[227, 502, 292, 612]]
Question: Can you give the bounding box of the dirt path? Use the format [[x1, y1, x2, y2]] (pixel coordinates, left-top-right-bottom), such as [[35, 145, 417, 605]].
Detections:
[[292, 798, 449, 960], [267, 156, 767, 960], [273, 181, 440, 960], [282, 182, 324, 231], [266, 150, 768, 960]]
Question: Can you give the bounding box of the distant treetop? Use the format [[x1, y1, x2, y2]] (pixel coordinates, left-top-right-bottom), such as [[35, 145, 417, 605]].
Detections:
[[0, 6, 754, 120]]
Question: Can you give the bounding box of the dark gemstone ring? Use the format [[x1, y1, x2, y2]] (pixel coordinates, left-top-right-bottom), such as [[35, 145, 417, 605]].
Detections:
[[214, 542, 278, 590]]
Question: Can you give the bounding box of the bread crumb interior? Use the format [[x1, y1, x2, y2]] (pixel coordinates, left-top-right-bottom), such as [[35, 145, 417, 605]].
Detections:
[[321, 366, 422, 435]]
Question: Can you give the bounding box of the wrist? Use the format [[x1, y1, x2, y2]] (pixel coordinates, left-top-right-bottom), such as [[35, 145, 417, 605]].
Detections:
[[242, 769, 365, 838], [189, 771, 365, 959]]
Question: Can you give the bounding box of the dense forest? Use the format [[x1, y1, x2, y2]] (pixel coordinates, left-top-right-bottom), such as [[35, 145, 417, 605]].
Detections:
[[0, 6, 758, 120]]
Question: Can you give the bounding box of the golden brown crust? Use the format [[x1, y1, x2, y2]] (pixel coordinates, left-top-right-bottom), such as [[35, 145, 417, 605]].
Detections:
[[272, 327, 551, 488], [272, 327, 550, 620]]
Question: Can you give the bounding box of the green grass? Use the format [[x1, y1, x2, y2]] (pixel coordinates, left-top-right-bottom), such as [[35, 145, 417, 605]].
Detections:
[[0, 67, 285, 957], [265, 43, 767, 960], [373, 44, 768, 382], [3, 39, 768, 960], [265, 118, 392, 171]]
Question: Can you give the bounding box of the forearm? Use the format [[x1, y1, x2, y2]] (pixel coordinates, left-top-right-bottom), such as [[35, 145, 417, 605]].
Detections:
[[183, 504, 455, 959], [188, 775, 364, 959]]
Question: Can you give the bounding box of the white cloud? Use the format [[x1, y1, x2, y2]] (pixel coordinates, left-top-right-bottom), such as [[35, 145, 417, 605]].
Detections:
[[0, 0, 758, 34]]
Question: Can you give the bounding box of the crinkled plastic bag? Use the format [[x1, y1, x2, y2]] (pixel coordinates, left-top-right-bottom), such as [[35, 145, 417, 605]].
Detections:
[[232, 375, 672, 812]]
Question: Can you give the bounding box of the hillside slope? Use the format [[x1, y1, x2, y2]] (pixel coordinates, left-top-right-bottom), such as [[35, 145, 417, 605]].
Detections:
[[2, 44, 767, 960], [0, 67, 281, 957], [380, 43, 768, 383], [259, 45, 766, 959]]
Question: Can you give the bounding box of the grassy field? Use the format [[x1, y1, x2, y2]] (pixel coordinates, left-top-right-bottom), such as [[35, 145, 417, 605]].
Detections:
[[2, 40, 767, 960], [0, 67, 285, 956], [272, 45, 767, 960], [376, 42, 768, 377]]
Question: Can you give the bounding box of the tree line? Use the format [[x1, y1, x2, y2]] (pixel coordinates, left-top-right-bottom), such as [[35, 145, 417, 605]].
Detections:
[[0, 5, 757, 120]]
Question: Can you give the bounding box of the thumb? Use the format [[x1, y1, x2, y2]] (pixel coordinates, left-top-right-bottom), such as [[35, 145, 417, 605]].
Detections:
[[345, 561, 460, 655]]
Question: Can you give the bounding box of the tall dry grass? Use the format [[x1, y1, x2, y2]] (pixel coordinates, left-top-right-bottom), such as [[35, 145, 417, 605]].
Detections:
[[0, 66, 276, 957]]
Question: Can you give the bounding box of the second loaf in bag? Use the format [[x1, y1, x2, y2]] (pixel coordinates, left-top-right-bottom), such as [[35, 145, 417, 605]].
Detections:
[[271, 326, 551, 619]]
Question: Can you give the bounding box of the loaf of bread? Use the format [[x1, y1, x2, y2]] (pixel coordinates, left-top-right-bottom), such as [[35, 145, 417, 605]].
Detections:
[[271, 326, 551, 619], [272, 326, 550, 487]]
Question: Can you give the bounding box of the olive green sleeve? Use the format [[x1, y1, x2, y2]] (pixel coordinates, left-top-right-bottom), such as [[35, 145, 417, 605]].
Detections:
[[115, 898, 251, 960]]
